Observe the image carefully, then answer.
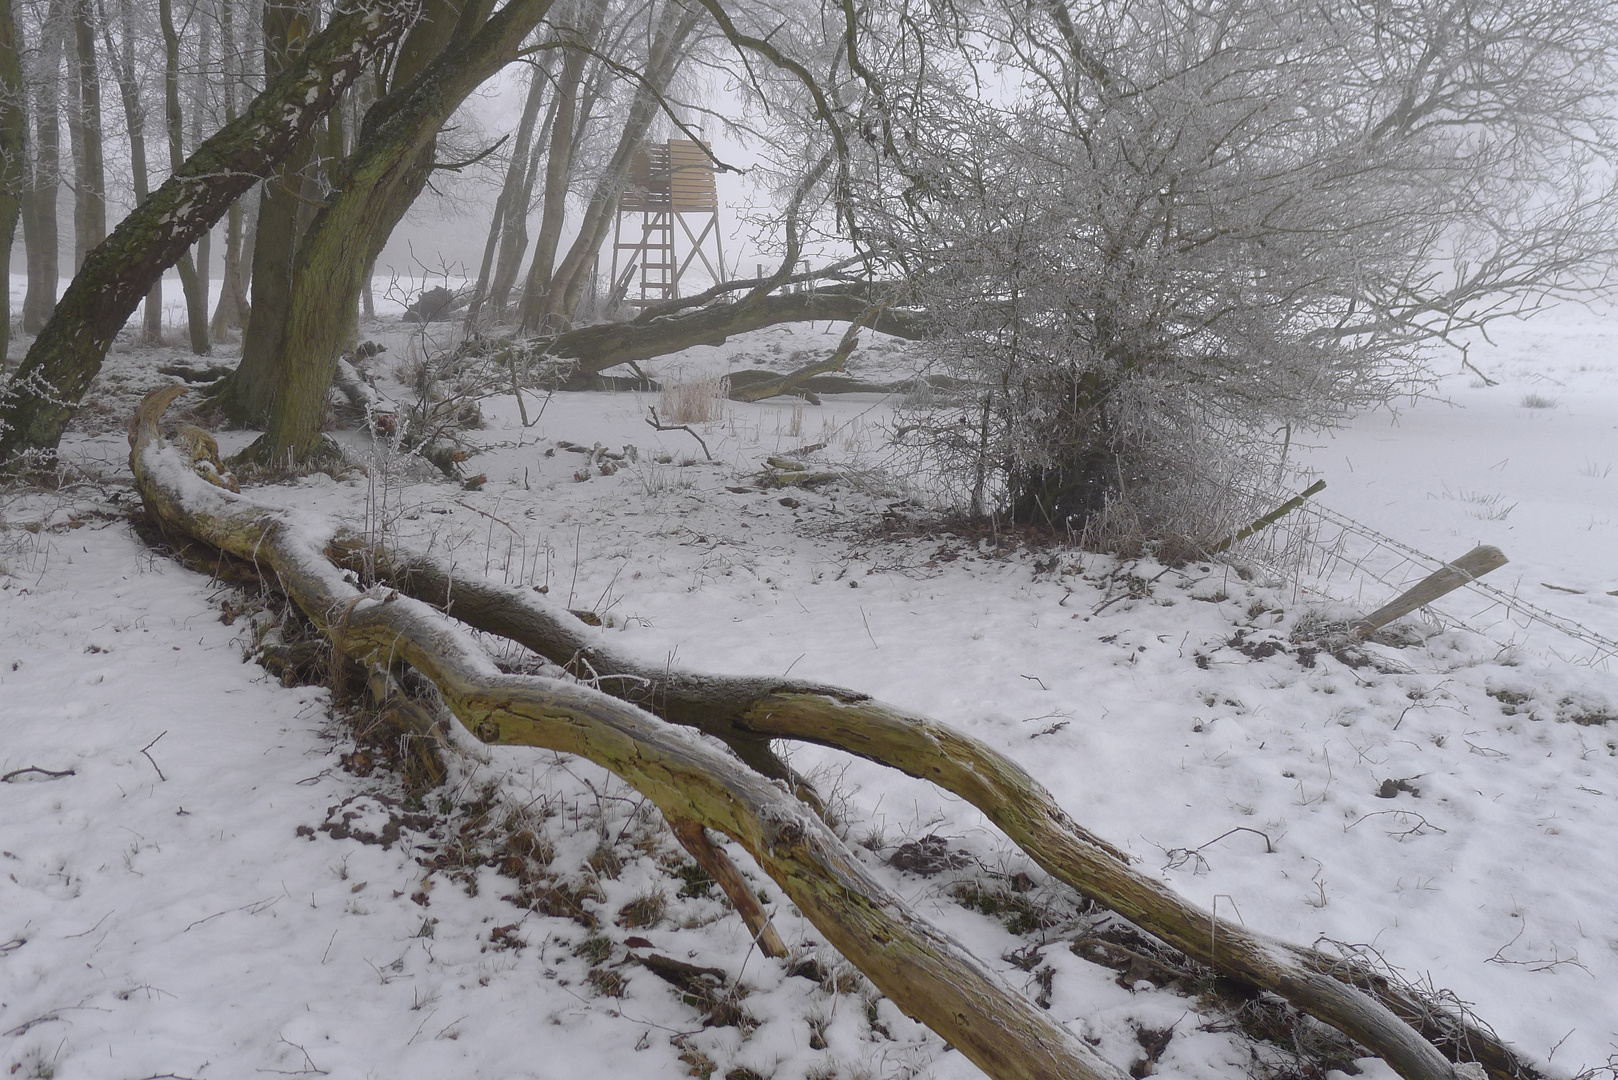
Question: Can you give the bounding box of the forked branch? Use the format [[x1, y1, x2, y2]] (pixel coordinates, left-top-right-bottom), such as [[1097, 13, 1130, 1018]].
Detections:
[[127, 386, 1125, 1080]]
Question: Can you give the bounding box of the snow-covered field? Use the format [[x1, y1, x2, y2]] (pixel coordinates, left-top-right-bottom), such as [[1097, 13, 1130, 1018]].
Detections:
[[2, 306, 1616, 1080]]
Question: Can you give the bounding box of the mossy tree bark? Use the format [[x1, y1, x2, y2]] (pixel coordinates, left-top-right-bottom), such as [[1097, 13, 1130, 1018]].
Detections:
[[216, 0, 317, 425], [0, 0, 420, 465], [222, 0, 481, 432], [129, 384, 1131, 1080], [251, 0, 558, 464]]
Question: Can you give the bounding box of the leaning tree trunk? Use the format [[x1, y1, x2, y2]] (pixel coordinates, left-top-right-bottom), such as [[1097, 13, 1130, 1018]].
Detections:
[[128, 384, 1132, 1080], [0, 0, 419, 465], [252, 0, 557, 465], [0, 0, 26, 362]]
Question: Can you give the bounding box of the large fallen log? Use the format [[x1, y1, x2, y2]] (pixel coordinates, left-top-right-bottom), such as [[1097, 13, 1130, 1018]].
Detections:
[[480, 285, 931, 382], [128, 385, 1125, 1080], [132, 387, 1535, 1080], [343, 546, 1537, 1080]]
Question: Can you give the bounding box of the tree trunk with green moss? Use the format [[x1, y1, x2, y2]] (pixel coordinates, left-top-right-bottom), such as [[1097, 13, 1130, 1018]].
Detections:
[[252, 0, 556, 464], [0, 0, 419, 465], [216, 0, 316, 425], [222, 0, 481, 433]]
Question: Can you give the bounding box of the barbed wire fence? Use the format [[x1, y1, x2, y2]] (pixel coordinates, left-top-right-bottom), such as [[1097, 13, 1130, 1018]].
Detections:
[[1237, 494, 1618, 669]]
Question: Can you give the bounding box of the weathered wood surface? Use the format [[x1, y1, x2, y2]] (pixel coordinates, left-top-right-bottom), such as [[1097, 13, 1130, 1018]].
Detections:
[[1353, 546, 1509, 637], [128, 386, 1127, 1080], [132, 385, 1543, 1080], [351, 544, 1535, 1080]]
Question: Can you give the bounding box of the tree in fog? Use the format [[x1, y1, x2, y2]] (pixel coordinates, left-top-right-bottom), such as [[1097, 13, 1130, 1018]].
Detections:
[[858, 0, 1618, 540]]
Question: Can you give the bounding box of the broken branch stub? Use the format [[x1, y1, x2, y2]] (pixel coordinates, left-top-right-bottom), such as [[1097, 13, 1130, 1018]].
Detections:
[[126, 388, 1126, 1080]]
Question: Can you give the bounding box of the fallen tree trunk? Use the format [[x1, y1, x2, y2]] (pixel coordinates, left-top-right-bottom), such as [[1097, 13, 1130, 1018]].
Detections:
[[131, 387, 1537, 1080], [490, 286, 931, 381], [727, 305, 879, 403], [347, 547, 1537, 1080], [563, 368, 958, 398], [127, 385, 1127, 1080]]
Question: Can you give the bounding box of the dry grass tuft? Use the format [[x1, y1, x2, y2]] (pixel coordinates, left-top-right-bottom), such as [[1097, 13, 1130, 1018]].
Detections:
[[660, 375, 730, 424]]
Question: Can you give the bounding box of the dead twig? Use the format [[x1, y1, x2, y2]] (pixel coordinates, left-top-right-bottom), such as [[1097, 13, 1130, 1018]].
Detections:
[[1, 765, 76, 782], [139, 731, 168, 781], [1345, 809, 1446, 839], [1163, 826, 1276, 873], [646, 406, 712, 462]]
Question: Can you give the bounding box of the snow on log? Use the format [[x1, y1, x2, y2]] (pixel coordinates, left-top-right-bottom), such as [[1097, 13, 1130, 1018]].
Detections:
[[127, 386, 1128, 1080], [348, 541, 1540, 1080]]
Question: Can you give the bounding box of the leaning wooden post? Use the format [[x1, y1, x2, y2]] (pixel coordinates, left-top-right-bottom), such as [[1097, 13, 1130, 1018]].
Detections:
[[1353, 545, 1508, 637], [1205, 480, 1327, 555]]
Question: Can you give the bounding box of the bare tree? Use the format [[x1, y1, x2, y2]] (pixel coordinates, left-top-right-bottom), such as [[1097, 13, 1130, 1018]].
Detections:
[[67, 0, 105, 269], [159, 0, 211, 353], [870, 0, 1618, 538], [516, 0, 703, 331], [463, 44, 551, 326], [209, 0, 251, 340], [101, 0, 165, 344], [0, 0, 418, 464]]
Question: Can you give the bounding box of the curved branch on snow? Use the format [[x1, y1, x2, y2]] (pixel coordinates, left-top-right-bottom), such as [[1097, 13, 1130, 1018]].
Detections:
[[347, 547, 1533, 1080], [128, 386, 1129, 1080], [131, 385, 1534, 1080]]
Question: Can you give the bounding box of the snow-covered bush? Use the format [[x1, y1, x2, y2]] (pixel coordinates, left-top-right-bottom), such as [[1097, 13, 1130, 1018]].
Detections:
[[872, 0, 1618, 541]]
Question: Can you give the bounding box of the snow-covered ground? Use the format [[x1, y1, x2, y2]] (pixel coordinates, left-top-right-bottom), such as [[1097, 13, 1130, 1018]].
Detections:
[[2, 305, 1616, 1080]]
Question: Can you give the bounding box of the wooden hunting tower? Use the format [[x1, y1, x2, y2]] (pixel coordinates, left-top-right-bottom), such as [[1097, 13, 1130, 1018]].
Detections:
[[610, 139, 726, 308]]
